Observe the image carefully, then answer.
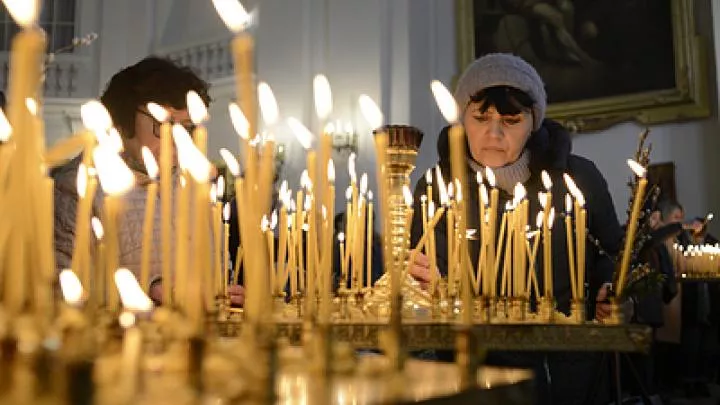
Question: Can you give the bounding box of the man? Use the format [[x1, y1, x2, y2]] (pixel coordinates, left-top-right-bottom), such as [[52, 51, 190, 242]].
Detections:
[[53, 57, 244, 306]]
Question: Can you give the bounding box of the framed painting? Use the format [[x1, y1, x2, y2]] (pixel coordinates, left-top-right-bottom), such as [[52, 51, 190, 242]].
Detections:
[[456, 0, 710, 132]]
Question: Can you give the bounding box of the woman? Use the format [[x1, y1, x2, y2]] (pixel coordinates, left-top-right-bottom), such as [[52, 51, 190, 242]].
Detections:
[[409, 53, 623, 404]]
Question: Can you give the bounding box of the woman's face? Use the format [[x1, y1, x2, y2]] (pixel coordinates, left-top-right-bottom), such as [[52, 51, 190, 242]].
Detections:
[[462, 103, 533, 168]]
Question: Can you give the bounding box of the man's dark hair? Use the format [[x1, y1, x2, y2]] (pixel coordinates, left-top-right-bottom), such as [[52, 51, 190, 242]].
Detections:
[[656, 199, 683, 222], [100, 56, 211, 139], [469, 85, 534, 116]]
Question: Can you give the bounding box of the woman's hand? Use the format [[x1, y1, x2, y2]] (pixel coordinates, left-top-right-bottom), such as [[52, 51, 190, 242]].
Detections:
[[408, 250, 439, 290], [227, 284, 245, 306]]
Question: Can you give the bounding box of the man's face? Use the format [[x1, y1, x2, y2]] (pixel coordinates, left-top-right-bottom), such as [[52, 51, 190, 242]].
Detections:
[[123, 106, 193, 168], [663, 208, 684, 226]]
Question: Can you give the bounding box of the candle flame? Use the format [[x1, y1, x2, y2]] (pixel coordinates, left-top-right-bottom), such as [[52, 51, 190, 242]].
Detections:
[[435, 166, 448, 205], [114, 268, 153, 312], [25, 98, 37, 115], [536, 211, 544, 229], [348, 152, 357, 183], [455, 179, 463, 202], [219, 148, 240, 177], [476, 171, 483, 184], [368, 190, 373, 201], [430, 80, 459, 123], [505, 201, 513, 211], [345, 186, 352, 201], [258, 82, 279, 126], [211, 0, 251, 33], [287, 117, 313, 149], [223, 203, 231, 222], [358, 94, 383, 129], [0, 109, 11, 141], [526, 230, 539, 240], [76, 163, 88, 198], [217, 175, 225, 199], [324, 122, 335, 134], [338, 232, 345, 242], [261, 215, 269, 232], [2, 0, 39, 27], [563, 173, 578, 195], [627, 159, 646, 178], [328, 159, 335, 183], [300, 169, 311, 191], [541, 170, 552, 190], [707, 213, 714, 222], [575, 189, 585, 207], [480, 184, 489, 206], [425, 169, 432, 184], [513, 183, 526, 206], [403, 185, 413, 207], [141, 147, 159, 180], [565, 194, 572, 214], [485, 167, 496, 187], [271, 210, 278, 230], [420, 195, 427, 204], [91, 217, 104, 240], [304, 195, 312, 211], [538, 192, 547, 209], [106, 128, 124, 153], [93, 145, 135, 196], [313, 74, 333, 120], [81, 100, 113, 133], [360, 173, 368, 194], [428, 200, 436, 217], [59, 269, 84, 305], [186, 91, 208, 124], [147, 103, 169, 122], [447, 182, 454, 199], [228, 102, 250, 140], [172, 124, 211, 182]]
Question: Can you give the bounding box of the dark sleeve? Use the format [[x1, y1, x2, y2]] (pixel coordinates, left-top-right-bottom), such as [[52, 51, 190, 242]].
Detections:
[[576, 158, 623, 288], [657, 245, 678, 303], [228, 198, 242, 284]]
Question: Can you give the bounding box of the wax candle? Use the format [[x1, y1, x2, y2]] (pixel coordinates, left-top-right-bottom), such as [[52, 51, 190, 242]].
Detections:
[[564, 194, 577, 299], [139, 147, 159, 291], [540, 170, 554, 299], [366, 191, 374, 289], [617, 160, 648, 296], [223, 203, 231, 299], [71, 163, 98, 290], [147, 103, 173, 306]]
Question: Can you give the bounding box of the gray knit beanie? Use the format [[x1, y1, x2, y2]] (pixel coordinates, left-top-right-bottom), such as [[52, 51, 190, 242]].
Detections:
[[454, 53, 546, 131]]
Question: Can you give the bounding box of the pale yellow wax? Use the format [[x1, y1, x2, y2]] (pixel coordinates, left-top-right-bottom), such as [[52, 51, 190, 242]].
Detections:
[[213, 203, 223, 299], [72, 174, 98, 290], [366, 201, 374, 289], [618, 178, 647, 296], [104, 195, 121, 311], [543, 193, 553, 298], [231, 33, 257, 142], [174, 174, 190, 309], [575, 201, 586, 299], [139, 182, 158, 290], [223, 222, 230, 299], [277, 207, 288, 295], [565, 214, 577, 300], [159, 121, 173, 306]]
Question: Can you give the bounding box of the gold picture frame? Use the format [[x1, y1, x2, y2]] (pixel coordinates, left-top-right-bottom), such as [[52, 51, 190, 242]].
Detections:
[[456, 0, 710, 132]]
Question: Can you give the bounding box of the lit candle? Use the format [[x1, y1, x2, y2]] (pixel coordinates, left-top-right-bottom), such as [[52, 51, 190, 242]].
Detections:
[[525, 218, 542, 299], [321, 160, 336, 321], [540, 170, 554, 299], [564, 174, 586, 299], [71, 163, 98, 290], [114, 268, 153, 403], [354, 175, 369, 290], [493, 206, 509, 297], [147, 103, 173, 306], [513, 183, 527, 297], [214, 177, 226, 298], [91, 217, 105, 308], [277, 182, 290, 295], [314, 74, 333, 249], [486, 167, 500, 297], [366, 191, 374, 289], [220, 147, 243, 286], [139, 147, 159, 291], [223, 203, 231, 300], [343, 186, 353, 287], [212, 0, 256, 142], [421, 195, 429, 257], [617, 160, 648, 296], [93, 143, 135, 311], [338, 232, 347, 288], [564, 194, 577, 300]]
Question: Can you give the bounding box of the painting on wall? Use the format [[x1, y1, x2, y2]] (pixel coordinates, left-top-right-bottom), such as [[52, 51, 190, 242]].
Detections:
[[456, 0, 710, 132]]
